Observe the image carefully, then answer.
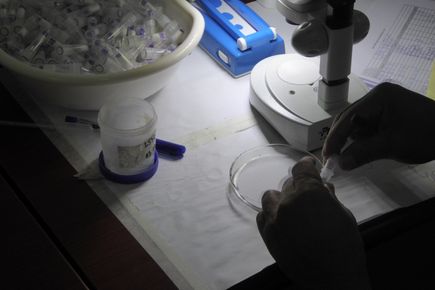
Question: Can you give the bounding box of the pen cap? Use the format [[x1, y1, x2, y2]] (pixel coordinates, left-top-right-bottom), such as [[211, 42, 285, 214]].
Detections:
[[98, 97, 157, 176]]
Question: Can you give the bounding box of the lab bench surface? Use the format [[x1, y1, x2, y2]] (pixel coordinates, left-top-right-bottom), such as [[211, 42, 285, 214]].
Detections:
[[4, 78, 435, 290], [1, 82, 177, 289], [0, 1, 256, 289]]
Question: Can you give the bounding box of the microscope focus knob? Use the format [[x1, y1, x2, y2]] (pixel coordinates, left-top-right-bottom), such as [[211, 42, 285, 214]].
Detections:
[[291, 9, 370, 57], [353, 10, 370, 44], [291, 20, 328, 57]]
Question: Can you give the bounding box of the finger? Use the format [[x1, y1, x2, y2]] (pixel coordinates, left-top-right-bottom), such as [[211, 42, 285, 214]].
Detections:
[[256, 212, 266, 234], [259, 190, 282, 223], [339, 135, 388, 170], [281, 177, 294, 193], [321, 182, 357, 222], [322, 88, 383, 159], [330, 91, 368, 126], [291, 156, 321, 186], [322, 99, 367, 159], [322, 111, 358, 160], [323, 182, 335, 195]]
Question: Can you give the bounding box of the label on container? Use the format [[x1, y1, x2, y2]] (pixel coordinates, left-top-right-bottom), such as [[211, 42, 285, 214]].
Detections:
[[117, 134, 156, 169]]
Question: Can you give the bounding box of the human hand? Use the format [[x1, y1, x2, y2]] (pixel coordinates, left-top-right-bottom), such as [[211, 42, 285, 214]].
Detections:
[[323, 83, 435, 170], [257, 157, 370, 290]]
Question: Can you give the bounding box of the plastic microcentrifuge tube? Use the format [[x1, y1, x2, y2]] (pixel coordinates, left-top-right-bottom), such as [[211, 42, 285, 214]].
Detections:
[[320, 155, 339, 182], [144, 19, 157, 34], [136, 47, 167, 63], [87, 16, 98, 27], [105, 12, 137, 41], [84, 27, 100, 40], [20, 30, 48, 61], [55, 44, 89, 56]]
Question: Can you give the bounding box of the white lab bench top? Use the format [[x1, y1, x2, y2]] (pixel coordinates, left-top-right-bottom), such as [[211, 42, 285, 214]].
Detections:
[[3, 1, 435, 289]]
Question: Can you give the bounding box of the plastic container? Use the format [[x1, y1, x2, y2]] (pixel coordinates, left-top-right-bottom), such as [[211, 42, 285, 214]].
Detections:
[[229, 144, 321, 211], [98, 97, 157, 177], [0, 0, 204, 110]]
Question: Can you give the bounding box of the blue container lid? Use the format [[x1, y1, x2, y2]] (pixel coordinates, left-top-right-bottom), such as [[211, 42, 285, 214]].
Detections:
[[98, 151, 159, 184]]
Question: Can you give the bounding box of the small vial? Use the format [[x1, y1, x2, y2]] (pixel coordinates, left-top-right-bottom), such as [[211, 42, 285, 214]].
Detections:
[[67, 14, 86, 28], [79, 3, 101, 17], [134, 25, 146, 37], [86, 49, 108, 69], [159, 21, 183, 44], [30, 50, 46, 64], [14, 25, 28, 39], [320, 155, 339, 182], [37, 16, 52, 32], [0, 8, 7, 24], [113, 50, 134, 70], [6, 34, 25, 53], [84, 27, 100, 40], [151, 31, 169, 48], [95, 23, 108, 35], [49, 27, 71, 43], [163, 21, 180, 36], [138, 1, 155, 16], [55, 44, 89, 57], [136, 47, 167, 63], [144, 18, 156, 34], [92, 63, 105, 73], [7, 6, 16, 23], [22, 15, 43, 33], [16, 6, 26, 20], [87, 16, 98, 27], [20, 30, 48, 61], [166, 43, 177, 53], [153, 10, 171, 29], [104, 55, 124, 72], [105, 12, 137, 41], [102, 7, 123, 25]]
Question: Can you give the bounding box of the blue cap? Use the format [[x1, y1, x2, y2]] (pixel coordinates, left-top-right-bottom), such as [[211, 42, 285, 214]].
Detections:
[[99, 152, 158, 184]]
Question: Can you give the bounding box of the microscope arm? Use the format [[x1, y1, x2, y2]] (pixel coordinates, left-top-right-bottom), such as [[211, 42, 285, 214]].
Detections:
[[318, 0, 356, 111], [278, 0, 369, 111]]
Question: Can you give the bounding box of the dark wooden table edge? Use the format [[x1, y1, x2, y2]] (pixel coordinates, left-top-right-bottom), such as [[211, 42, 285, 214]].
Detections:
[[1, 80, 178, 289]]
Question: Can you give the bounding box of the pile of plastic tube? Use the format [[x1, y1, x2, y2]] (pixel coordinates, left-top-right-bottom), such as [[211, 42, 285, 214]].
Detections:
[[0, 0, 184, 74]]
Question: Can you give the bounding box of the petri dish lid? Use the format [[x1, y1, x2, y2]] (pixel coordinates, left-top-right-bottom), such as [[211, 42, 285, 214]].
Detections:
[[229, 144, 321, 212]]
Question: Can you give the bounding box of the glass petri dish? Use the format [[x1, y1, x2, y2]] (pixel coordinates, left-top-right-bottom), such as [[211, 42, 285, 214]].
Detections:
[[229, 144, 321, 212]]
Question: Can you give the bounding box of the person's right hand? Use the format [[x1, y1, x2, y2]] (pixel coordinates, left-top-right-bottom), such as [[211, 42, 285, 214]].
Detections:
[[322, 83, 435, 170]]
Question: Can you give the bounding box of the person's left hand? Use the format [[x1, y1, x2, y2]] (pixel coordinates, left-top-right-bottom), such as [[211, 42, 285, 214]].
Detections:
[[256, 156, 371, 290]]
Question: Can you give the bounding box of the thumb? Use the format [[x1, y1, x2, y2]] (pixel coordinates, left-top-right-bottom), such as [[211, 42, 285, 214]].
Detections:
[[257, 190, 282, 233], [339, 136, 388, 170]]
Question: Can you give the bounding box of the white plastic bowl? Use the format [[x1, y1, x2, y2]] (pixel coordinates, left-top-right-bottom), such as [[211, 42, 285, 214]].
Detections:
[[0, 0, 204, 110]]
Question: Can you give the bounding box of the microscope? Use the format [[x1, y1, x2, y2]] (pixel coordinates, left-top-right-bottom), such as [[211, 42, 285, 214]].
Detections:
[[250, 0, 370, 151]]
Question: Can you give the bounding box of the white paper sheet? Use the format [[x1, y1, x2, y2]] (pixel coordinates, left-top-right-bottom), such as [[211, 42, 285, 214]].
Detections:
[[352, 0, 435, 93]]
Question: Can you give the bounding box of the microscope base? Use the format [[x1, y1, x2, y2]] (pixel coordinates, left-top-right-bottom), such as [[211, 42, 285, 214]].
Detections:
[[250, 54, 368, 151]]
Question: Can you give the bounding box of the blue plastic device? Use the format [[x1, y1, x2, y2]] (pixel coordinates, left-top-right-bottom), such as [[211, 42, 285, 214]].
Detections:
[[195, 0, 285, 77]]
